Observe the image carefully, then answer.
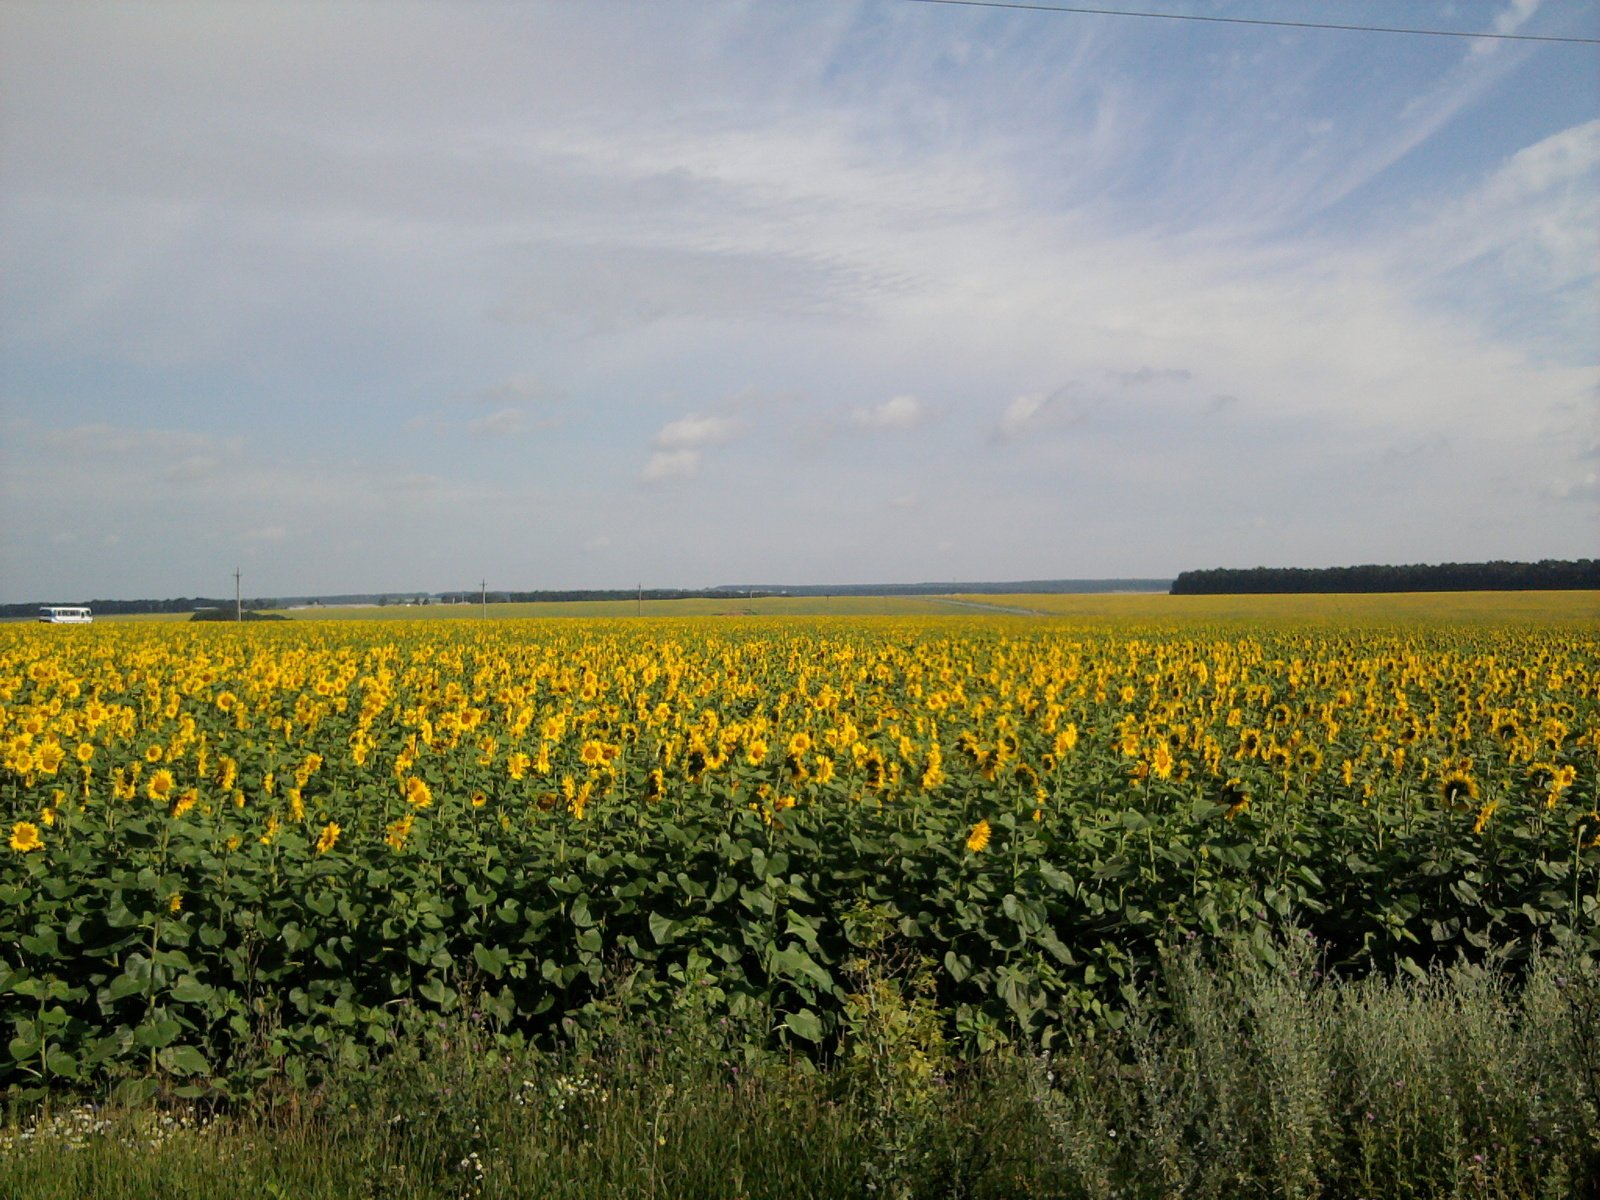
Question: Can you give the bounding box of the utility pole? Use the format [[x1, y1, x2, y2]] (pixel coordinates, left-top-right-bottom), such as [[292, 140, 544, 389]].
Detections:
[[481, 579, 487, 619], [234, 568, 242, 622], [637, 582, 642, 618]]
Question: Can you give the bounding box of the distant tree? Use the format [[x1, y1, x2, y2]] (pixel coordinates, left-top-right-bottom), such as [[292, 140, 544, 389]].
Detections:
[[1170, 560, 1600, 594]]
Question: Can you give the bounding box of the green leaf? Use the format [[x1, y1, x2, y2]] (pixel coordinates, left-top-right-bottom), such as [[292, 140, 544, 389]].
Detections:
[[134, 1018, 182, 1049], [417, 976, 453, 1007], [472, 943, 508, 978], [770, 944, 834, 992], [157, 1044, 210, 1076], [648, 911, 677, 945], [784, 1009, 824, 1043], [44, 1049, 80, 1078], [169, 978, 213, 1004]]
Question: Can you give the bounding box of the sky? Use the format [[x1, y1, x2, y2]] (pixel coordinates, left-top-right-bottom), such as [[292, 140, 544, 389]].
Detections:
[[1, 0, 1597, 601]]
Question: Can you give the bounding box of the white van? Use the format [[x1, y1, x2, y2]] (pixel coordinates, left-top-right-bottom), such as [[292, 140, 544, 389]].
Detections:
[[38, 607, 93, 624]]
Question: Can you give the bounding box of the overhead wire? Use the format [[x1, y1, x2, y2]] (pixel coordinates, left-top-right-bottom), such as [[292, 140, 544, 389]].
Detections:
[[903, 0, 1600, 45]]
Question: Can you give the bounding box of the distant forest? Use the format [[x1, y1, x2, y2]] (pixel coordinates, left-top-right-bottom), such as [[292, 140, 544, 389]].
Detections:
[[1169, 560, 1600, 595]]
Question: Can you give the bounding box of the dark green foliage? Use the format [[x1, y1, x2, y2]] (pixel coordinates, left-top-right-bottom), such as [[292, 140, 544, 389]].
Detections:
[[1171, 559, 1600, 594]]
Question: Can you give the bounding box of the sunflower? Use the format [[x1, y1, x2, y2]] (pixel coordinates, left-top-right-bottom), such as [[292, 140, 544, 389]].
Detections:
[[1220, 778, 1251, 820], [965, 818, 992, 853], [9, 821, 43, 853], [1472, 799, 1500, 835], [34, 742, 66, 774], [315, 821, 341, 854], [403, 776, 433, 808], [1440, 771, 1479, 808], [146, 769, 176, 803], [1528, 761, 1558, 786], [385, 813, 414, 851]]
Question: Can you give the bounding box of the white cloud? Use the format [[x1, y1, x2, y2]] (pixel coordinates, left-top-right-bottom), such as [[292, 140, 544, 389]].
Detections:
[[849, 394, 923, 431], [1400, 120, 1599, 295], [467, 406, 527, 437], [640, 449, 701, 483], [1473, 0, 1544, 56], [653, 413, 738, 450], [996, 393, 1048, 441], [36, 424, 242, 462]]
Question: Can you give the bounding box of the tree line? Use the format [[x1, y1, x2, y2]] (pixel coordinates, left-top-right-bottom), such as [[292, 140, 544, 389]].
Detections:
[[1169, 560, 1600, 595]]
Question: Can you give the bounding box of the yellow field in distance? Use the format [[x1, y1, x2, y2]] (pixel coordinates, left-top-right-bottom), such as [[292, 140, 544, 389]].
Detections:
[[235, 589, 1600, 625]]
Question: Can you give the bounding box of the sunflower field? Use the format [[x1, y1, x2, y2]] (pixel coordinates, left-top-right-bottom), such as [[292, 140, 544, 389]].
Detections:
[[2, 614, 1596, 1099]]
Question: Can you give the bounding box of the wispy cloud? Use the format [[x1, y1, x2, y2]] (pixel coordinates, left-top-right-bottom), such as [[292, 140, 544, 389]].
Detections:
[[849, 394, 924, 431], [640, 449, 702, 483], [1, 1, 1591, 597], [653, 413, 739, 450], [466, 407, 527, 437]]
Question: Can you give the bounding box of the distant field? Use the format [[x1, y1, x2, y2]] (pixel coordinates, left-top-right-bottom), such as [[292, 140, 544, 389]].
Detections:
[[256, 589, 1600, 624], [951, 589, 1600, 624], [24, 588, 1593, 625], [265, 594, 951, 619]]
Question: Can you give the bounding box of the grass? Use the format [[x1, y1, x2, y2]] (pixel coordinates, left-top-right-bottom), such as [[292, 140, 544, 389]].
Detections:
[[4, 937, 1595, 1200]]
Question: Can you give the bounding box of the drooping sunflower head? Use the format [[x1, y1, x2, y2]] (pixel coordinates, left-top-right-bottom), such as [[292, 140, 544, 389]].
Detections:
[[1441, 771, 1479, 807], [1220, 777, 1251, 819], [965, 818, 992, 854]]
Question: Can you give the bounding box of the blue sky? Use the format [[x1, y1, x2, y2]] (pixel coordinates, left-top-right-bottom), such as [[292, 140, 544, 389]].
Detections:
[[2, 0, 1596, 601]]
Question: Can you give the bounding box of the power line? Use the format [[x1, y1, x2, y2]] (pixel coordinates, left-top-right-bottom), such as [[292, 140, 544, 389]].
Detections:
[[904, 0, 1600, 45]]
